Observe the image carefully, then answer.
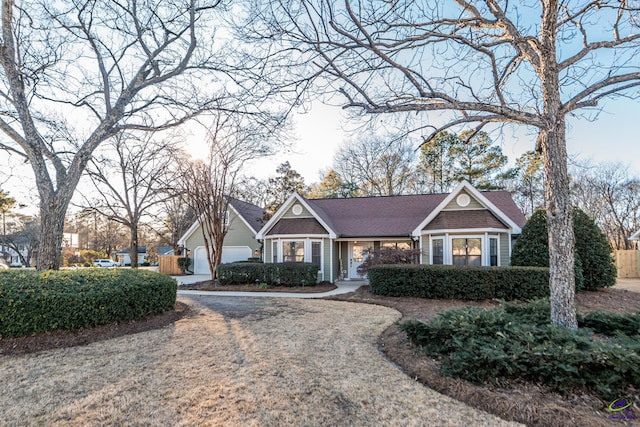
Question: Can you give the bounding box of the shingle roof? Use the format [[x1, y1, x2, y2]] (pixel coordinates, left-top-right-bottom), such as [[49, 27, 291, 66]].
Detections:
[[228, 197, 267, 233], [305, 193, 448, 237], [267, 218, 327, 235], [481, 191, 527, 228], [297, 190, 525, 237], [423, 210, 508, 230]]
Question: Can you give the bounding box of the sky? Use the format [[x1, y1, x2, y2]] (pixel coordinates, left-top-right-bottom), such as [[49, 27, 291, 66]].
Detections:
[[245, 96, 640, 183], [1, 95, 639, 216]]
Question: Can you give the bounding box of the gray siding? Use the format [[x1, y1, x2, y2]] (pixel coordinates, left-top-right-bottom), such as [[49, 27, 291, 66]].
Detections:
[[443, 190, 484, 210], [185, 209, 260, 262], [323, 238, 332, 281], [282, 203, 313, 218], [500, 233, 510, 266]]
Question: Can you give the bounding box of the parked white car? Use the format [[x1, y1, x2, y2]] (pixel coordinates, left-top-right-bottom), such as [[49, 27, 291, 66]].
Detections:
[[93, 259, 118, 268]]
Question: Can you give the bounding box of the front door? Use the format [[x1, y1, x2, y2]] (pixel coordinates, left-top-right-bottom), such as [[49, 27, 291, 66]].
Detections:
[[349, 241, 373, 278]]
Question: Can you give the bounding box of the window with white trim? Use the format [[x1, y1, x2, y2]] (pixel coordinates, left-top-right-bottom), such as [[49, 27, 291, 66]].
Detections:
[[273, 239, 323, 271], [283, 241, 305, 262], [489, 237, 499, 266], [272, 241, 278, 263], [431, 238, 444, 265], [311, 241, 321, 268]]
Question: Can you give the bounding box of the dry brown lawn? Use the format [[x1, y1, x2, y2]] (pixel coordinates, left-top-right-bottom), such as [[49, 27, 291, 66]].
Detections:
[[0, 297, 519, 426]]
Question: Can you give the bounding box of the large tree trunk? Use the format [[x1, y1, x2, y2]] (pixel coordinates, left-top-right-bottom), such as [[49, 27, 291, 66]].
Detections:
[[36, 196, 68, 271], [538, 0, 577, 330], [539, 123, 577, 329], [129, 224, 139, 268]]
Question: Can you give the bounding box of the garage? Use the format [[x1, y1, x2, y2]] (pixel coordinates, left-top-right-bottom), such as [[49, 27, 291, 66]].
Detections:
[[193, 246, 253, 275]]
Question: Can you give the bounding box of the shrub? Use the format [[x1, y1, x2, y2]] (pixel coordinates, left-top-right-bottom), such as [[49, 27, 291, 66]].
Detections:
[[0, 269, 177, 337], [177, 257, 191, 273], [368, 264, 549, 301], [578, 311, 640, 336], [217, 262, 318, 286], [401, 300, 640, 398], [511, 208, 616, 291]]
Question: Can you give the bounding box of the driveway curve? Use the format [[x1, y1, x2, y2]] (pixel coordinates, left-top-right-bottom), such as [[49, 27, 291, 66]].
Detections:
[[0, 296, 520, 426]]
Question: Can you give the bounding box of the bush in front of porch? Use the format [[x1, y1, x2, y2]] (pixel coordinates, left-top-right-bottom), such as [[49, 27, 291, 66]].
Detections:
[[368, 264, 550, 301]]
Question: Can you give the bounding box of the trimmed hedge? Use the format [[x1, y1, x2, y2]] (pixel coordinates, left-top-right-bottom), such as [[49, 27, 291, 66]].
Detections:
[[401, 300, 640, 397], [0, 269, 177, 337], [368, 264, 549, 301], [217, 262, 319, 286]]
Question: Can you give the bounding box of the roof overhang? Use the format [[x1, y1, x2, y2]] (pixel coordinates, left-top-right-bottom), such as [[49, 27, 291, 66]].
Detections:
[[177, 200, 257, 247], [411, 180, 522, 237], [256, 193, 337, 240]]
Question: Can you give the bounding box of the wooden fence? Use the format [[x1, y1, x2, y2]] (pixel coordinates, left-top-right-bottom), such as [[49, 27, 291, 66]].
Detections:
[[614, 250, 640, 278], [158, 255, 183, 275]]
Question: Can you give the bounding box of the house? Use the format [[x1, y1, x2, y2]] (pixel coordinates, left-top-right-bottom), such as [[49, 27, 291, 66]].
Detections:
[[0, 234, 36, 267], [630, 229, 640, 249], [116, 246, 174, 266], [256, 181, 526, 282], [178, 197, 266, 275]]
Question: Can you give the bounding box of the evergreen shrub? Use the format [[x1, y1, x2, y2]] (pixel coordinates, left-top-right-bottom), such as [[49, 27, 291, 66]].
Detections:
[[511, 208, 616, 291], [0, 269, 177, 337], [401, 300, 640, 397], [218, 262, 319, 286], [368, 264, 549, 301]]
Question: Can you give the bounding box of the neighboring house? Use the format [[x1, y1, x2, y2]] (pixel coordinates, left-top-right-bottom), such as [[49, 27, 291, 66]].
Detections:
[[178, 197, 266, 275], [630, 229, 640, 248], [0, 234, 35, 267], [256, 180, 526, 282], [116, 246, 174, 266]]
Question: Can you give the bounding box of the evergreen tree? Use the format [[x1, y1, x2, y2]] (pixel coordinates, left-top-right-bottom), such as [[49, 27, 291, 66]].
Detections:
[[511, 208, 616, 291], [265, 162, 308, 214], [418, 131, 510, 192], [307, 169, 360, 199], [510, 151, 545, 216]]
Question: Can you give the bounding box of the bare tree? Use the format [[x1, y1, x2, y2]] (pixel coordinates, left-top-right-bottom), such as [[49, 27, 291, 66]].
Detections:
[[333, 135, 417, 196], [148, 195, 197, 253], [0, 0, 277, 270], [177, 113, 275, 277], [252, 0, 640, 328], [82, 132, 179, 268], [571, 162, 640, 250], [233, 176, 272, 209], [509, 151, 546, 217]]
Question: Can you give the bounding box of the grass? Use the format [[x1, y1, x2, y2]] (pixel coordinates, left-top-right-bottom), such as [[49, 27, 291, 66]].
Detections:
[[0, 298, 516, 426]]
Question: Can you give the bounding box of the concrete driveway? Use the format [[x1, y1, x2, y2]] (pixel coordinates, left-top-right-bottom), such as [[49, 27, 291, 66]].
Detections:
[[614, 278, 640, 292]]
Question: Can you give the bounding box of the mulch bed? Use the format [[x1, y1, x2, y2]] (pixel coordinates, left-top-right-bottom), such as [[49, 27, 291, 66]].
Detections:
[[178, 281, 337, 293], [0, 302, 190, 356]]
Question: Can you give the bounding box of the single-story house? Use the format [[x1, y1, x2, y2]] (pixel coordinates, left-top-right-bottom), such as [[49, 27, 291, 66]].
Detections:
[[256, 180, 527, 282], [178, 197, 266, 275], [116, 246, 174, 266]]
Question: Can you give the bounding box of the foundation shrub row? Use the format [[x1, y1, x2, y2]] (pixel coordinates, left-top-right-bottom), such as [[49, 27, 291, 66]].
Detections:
[[217, 262, 318, 286], [368, 264, 550, 301]]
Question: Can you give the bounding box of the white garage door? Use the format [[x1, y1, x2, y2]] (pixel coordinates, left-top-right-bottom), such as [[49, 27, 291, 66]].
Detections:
[[193, 246, 209, 275], [193, 246, 253, 275]]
